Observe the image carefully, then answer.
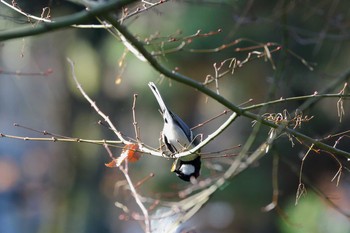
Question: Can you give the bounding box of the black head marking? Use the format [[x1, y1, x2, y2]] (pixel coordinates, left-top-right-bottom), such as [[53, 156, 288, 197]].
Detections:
[[172, 156, 201, 182]]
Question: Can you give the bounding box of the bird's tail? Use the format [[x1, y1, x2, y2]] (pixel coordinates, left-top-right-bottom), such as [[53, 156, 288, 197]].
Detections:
[[148, 82, 168, 114]]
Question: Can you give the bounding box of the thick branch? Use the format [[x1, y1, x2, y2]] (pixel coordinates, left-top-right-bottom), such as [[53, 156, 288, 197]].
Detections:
[[106, 17, 350, 160], [0, 0, 138, 41]]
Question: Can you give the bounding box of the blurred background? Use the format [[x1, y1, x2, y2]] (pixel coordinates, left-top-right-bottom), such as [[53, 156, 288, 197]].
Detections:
[[0, 0, 350, 232]]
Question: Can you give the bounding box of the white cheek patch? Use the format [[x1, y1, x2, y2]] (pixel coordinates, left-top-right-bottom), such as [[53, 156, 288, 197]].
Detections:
[[179, 164, 195, 175]]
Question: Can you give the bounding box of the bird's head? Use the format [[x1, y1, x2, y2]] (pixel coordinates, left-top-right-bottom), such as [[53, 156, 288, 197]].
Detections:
[[171, 156, 201, 182]]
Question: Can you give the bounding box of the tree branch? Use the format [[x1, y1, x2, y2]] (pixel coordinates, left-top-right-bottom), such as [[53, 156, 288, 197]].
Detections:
[[106, 16, 350, 160], [0, 0, 138, 41]]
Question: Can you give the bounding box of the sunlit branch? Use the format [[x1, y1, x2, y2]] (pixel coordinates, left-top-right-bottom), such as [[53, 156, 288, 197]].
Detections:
[[165, 123, 283, 225], [132, 94, 141, 142], [67, 58, 130, 144], [0, 0, 138, 41], [243, 93, 350, 111], [298, 71, 350, 112], [103, 144, 151, 233], [0, 132, 122, 147], [107, 16, 350, 160], [0, 0, 52, 22], [175, 112, 238, 159]]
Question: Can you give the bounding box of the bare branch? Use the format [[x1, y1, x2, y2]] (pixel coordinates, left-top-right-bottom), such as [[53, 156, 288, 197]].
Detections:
[[67, 58, 130, 144]]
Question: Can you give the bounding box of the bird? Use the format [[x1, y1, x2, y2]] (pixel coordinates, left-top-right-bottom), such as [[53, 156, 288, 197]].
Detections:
[[148, 82, 201, 182]]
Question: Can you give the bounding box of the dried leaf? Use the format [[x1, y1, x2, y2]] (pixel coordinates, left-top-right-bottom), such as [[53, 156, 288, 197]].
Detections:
[[116, 144, 141, 166]]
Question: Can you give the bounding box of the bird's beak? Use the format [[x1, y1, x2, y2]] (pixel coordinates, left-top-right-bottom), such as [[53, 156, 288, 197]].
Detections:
[[171, 158, 180, 172]]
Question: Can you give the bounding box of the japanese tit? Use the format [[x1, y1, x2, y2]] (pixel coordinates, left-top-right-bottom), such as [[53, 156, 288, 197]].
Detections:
[[148, 82, 201, 181]]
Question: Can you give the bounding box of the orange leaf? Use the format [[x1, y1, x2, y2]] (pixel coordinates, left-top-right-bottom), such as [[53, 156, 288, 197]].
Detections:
[[124, 144, 141, 162], [114, 144, 141, 167], [105, 160, 117, 168]]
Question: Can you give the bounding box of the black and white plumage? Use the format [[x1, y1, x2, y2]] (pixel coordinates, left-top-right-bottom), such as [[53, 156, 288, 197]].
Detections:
[[148, 82, 201, 181]]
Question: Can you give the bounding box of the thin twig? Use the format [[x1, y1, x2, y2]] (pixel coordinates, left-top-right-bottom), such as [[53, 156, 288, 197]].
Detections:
[[106, 16, 350, 160], [262, 152, 280, 212], [296, 143, 315, 205], [0, 0, 52, 22], [0, 0, 139, 41], [67, 58, 129, 144], [243, 93, 350, 111], [191, 109, 230, 130], [103, 143, 151, 233], [132, 94, 141, 142], [174, 112, 238, 159], [121, 168, 151, 232], [0, 132, 122, 147]]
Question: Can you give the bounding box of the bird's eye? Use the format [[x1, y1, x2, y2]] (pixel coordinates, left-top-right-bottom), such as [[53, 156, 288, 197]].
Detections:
[[164, 118, 168, 123]]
